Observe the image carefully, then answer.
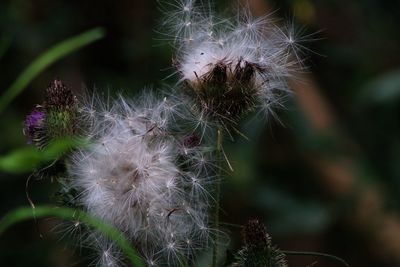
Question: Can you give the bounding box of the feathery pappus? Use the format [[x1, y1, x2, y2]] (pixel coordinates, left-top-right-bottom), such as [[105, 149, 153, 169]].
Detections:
[[66, 92, 215, 266], [160, 0, 307, 129]]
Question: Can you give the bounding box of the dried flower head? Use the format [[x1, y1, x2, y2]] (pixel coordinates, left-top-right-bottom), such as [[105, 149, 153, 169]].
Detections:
[[183, 59, 262, 124], [161, 0, 304, 126]]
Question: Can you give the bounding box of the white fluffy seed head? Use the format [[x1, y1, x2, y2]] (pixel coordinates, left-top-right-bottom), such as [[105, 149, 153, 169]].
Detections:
[[67, 92, 214, 265], [70, 127, 180, 234], [160, 0, 307, 124]]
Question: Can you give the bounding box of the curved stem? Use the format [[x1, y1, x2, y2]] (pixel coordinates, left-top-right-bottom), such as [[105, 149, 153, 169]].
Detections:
[[212, 126, 223, 267], [282, 250, 350, 267], [0, 28, 105, 114], [0, 206, 145, 267]]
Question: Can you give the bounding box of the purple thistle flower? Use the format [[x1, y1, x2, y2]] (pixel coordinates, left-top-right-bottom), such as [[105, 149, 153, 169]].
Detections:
[[23, 106, 46, 145], [23, 79, 80, 148]]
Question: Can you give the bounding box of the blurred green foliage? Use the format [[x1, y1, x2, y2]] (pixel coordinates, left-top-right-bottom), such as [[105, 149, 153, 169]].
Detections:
[[0, 27, 105, 113]]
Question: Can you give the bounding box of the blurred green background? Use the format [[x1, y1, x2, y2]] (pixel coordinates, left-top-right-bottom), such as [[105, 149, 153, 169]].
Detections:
[[1, 0, 400, 266]]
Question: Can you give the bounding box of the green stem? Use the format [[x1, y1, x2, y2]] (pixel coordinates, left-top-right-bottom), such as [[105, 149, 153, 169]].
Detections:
[[0, 27, 105, 114], [0, 206, 145, 267], [282, 250, 350, 267], [212, 126, 223, 267]]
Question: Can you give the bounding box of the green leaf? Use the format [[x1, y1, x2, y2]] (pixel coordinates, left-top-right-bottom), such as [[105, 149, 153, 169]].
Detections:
[[0, 137, 88, 174], [0, 27, 105, 113], [43, 137, 89, 159], [0, 147, 43, 173], [0, 206, 145, 267]]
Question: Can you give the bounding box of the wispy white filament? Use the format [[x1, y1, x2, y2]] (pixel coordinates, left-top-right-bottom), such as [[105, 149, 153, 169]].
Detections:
[[67, 93, 213, 266], [161, 0, 307, 117]]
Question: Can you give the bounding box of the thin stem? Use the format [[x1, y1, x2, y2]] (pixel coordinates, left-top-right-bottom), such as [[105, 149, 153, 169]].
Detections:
[[212, 126, 223, 267], [282, 250, 350, 267], [0, 28, 105, 114]]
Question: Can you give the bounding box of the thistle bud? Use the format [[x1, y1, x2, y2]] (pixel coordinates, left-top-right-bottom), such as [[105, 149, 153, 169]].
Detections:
[[233, 218, 288, 267], [243, 218, 271, 249], [44, 79, 78, 139], [23, 79, 79, 148]]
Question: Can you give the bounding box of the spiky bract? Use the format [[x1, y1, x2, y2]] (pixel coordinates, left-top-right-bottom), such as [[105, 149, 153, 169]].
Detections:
[[233, 219, 288, 267]]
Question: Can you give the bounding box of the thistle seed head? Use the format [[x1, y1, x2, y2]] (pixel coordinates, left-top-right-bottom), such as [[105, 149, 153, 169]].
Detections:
[[67, 92, 213, 265], [161, 0, 305, 125]]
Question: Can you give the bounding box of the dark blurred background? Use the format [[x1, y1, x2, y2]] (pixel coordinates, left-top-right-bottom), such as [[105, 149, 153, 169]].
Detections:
[[1, 0, 400, 266]]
